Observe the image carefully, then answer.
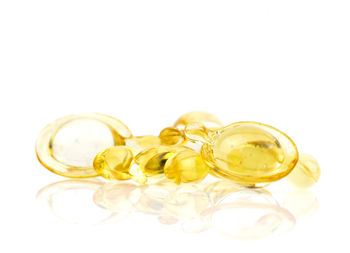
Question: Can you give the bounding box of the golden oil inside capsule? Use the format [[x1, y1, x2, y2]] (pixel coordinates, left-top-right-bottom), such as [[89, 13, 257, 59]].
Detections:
[[93, 146, 134, 180], [184, 122, 214, 144], [174, 111, 223, 130], [287, 154, 320, 188], [202, 122, 298, 185], [164, 150, 209, 184], [125, 135, 161, 155], [135, 146, 191, 177], [159, 127, 185, 145]]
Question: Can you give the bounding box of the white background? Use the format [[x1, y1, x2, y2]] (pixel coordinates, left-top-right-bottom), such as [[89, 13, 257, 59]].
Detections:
[[0, 0, 349, 252]]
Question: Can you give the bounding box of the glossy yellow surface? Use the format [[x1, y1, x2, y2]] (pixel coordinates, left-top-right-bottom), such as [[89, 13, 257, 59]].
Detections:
[[93, 146, 134, 180], [135, 146, 191, 178], [159, 127, 185, 145], [287, 154, 320, 188], [174, 111, 223, 130], [125, 135, 161, 155], [36, 113, 132, 178], [184, 122, 214, 143], [202, 122, 299, 186], [164, 150, 210, 184]]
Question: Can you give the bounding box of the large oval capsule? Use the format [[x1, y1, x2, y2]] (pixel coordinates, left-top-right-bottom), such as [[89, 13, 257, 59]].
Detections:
[[201, 122, 299, 186], [36, 113, 132, 178]]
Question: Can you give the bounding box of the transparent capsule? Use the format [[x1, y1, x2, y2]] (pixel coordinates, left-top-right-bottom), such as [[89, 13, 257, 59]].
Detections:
[[286, 154, 320, 188], [125, 135, 161, 155], [135, 145, 192, 178], [93, 146, 134, 180], [164, 150, 210, 184], [201, 122, 299, 186], [173, 111, 223, 130], [159, 127, 185, 145], [184, 122, 215, 143], [36, 113, 132, 178]]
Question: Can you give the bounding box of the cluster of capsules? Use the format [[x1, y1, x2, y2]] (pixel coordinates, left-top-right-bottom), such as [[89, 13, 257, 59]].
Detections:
[[36, 112, 320, 188]]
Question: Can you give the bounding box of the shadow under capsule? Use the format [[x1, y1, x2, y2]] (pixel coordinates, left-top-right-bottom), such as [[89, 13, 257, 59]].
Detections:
[[36, 178, 318, 240]]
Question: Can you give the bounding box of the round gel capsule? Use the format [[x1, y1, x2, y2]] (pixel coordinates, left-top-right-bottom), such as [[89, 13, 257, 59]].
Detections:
[[159, 127, 185, 145], [93, 146, 134, 180], [201, 122, 299, 186], [135, 145, 192, 177], [286, 154, 320, 188], [36, 113, 132, 178], [164, 150, 210, 184]]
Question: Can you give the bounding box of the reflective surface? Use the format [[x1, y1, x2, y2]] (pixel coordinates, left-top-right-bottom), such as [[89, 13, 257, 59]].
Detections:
[[36, 178, 318, 240]]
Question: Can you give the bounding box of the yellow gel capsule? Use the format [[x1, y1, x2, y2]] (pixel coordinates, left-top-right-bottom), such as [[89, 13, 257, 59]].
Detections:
[[201, 122, 299, 186], [125, 135, 161, 155], [184, 122, 215, 144], [164, 150, 210, 184], [36, 113, 132, 178], [174, 111, 223, 130], [159, 127, 185, 145], [135, 146, 191, 177], [93, 146, 134, 180], [287, 154, 320, 188]]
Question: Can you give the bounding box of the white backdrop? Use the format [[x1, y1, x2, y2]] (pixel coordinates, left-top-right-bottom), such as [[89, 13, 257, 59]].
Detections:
[[0, 0, 349, 252]]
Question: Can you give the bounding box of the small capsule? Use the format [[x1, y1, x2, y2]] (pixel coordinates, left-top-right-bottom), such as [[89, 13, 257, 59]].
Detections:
[[201, 122, 299, 186], [125, 135, 161, 155], [286, 154, 320, 188], [159, 127, 185, 145], [184, 122, 215, 143], [135, 145, 192, 178], [174, 111, 223, 130], [36, 113, 132, 178], [93, 146, 134, 180], [164, 150, 210, 184]]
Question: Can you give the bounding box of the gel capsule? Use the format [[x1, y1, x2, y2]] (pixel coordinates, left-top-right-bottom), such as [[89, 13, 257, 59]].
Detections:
[[164, 150, 210, 184], [135, 146, 192, 178], [286, 154, 320, 188], [174, 111, 223, 130], [201, 122, 299, 186], [159, 127, 185, 145], [93, 146, 134, 180], [36, 113, 132, 178]]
